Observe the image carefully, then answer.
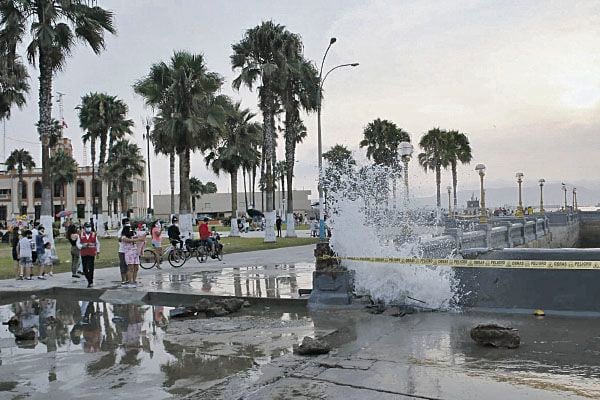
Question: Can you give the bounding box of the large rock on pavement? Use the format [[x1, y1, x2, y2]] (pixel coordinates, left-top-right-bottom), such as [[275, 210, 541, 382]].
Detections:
[[470, 324, 520, 348], [294, 336, 331, 356]]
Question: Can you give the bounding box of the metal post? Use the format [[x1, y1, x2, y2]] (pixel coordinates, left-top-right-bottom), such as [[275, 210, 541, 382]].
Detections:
[[479, 174, 487, 224], [145, 122, 152, 215], [539, 180, 545, 214]]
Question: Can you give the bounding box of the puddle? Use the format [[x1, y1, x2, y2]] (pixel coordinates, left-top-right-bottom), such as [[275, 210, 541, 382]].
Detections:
[[149, 263, 314, 298], [0, 295, 313, 398]]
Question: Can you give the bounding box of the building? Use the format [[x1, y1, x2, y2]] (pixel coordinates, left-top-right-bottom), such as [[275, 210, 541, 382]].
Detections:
[[0, 138, 147, 225], [153, 190, 312, 220]]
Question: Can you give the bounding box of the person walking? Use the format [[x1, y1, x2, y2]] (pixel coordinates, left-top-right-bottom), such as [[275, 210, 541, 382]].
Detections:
[[35, 226, 47, 279], [67, 224, 81, 278], [10, 226, 21, 279], [276, 215, 282, 238], [150, 220, 163, 268], [78, 222, 100, 288], [117, 218, 130, 285], [17, 230, 34, 280]]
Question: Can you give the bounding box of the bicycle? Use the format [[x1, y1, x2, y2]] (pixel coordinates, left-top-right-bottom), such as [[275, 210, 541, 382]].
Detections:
[[140, 240, 185, 269], [197, 235, 224, 262]]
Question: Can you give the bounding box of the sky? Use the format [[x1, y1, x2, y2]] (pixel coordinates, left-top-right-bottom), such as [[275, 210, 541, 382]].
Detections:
[[3, 0, 600, 206]]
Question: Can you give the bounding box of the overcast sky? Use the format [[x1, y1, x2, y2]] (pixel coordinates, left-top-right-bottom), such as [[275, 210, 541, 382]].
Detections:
[[4, 0, 600, 204]]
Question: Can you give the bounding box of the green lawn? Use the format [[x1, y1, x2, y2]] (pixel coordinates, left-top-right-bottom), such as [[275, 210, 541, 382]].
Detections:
[[212, 223, 310, 232], [0, 236, 318, 280]]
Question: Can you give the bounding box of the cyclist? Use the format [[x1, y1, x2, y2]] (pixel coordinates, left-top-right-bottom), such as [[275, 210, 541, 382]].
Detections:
[[167, 216, 182, 248], [198, 217, 215, 255]]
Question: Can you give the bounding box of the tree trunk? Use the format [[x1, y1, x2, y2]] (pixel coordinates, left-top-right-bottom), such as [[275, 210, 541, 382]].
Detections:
[[242, 167, 248, 210], [120, 184, 127, 220], [263, 105, 276, 242], [435, 164, 442, 208], [230, 170, 240, 237], [252, 165, 256, 209], [178, 149, 193, 238], [452, 162, 458, 216], [169, 152, 175, 216], [16, 172, 23, 217], [38, 51, 55, 243]]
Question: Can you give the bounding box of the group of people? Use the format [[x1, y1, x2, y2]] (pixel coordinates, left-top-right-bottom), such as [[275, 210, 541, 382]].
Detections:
[[10, 223, 54, 281]]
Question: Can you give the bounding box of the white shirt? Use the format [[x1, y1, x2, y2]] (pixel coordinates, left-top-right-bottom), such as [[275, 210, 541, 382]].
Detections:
[[31, 228, 38, 251], [18, 237, 33, 258]]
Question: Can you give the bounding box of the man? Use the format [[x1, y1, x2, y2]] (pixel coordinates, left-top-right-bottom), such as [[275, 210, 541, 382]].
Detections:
[[78, 222, 100, 288], [30, 223, 39, 266], [117, 218, 130, 285], [198, 217, 215, 254], [167, 216, 182, 248], [276, 215, 282, 237], [35, 226, 46, 279], [17, 230, 34, 280]]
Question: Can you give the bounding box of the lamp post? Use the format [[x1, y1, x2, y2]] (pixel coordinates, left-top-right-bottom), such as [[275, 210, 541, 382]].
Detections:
[[447, 186, 452, 217], [143, 117, 153, 216], [515, 172, 524, 217], [538, 179, 545, 214], [573, 187, 577, 211], [562, 183, 567, 211], [475, 164, 487, 224], [317, 37, 359, 240]]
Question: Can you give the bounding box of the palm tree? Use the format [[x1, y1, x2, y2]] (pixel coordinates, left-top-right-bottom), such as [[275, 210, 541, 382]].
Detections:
[[134, 51, 226, 235], [148, 111, 177, 216], [445, 130, 473, 214], [205, 101, 261, 236], [0, 44, 29, 121], [190, 177, 203, 215], [0, 0, 116, 234], [360, 118, 410, 203], [49, 149, 77, 212], [104, 140, 144, 218], [231, 21, 300, 242], [418, 128, 450, 208], [6, 148, 35, 216], [323, 144, 356, 198], [274, 160, 287, 213]]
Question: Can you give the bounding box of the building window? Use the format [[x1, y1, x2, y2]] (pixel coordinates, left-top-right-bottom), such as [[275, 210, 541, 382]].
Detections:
[[0, 205, 6, 222], [76, 180, 85, 198], [53, 182, 64, 198], [77, 204, 85, 219], [21, 182, 27, 200], [92, 180, 101, 198], [34, 181, 42, 199], [34, 205, 41, 221], [54, 205, 63, 221], [20, 206, 27, 216]]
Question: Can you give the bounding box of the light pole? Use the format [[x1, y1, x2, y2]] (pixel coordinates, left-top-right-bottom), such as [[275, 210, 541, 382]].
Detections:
[[475, 164, 487, 224], [143, 117, 153, 216], [447, 186, 452, 217], [573, 187, 577, 211], [538, 179, 545, 214], [562, 183, 567, 211], [317, 37, 359, 240], [515, 172, 524, 217]]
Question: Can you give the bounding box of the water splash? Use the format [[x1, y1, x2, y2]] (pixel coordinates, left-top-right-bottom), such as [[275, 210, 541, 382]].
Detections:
[[325, 162, 458, 309]]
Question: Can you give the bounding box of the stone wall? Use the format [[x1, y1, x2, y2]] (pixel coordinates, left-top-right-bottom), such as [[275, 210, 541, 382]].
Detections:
[[578, 211, 600, 248]]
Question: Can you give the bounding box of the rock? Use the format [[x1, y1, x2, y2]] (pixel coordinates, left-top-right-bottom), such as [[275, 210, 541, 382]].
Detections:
[[194, 298, 215, 312], [381, 306, 405, 317], [169, 307, 196, 319], [216, 298, 244, 313], [243, 301, 251, 308], [294, 336, 331, 356], [205, 306, 229, 318], [470, 324, 520, 349]]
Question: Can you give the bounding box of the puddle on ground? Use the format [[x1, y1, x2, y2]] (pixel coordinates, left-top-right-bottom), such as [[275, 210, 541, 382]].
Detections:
[[0, 295, 312, 399], [149, 263, 314, 298]]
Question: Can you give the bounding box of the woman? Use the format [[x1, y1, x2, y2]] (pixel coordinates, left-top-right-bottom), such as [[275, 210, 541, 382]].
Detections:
[[10, 226, 21, 279], [121, 225, 141, 288], [150, 220, 163, 267], [67, 224, 80, 278]]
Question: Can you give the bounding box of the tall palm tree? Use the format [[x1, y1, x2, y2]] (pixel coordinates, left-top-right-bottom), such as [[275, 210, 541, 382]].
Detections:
[[280, 56, 318, 236], [418, 128, 450, 208], [104, 140, 144, 218], [274, 160, 287, 213], [189, 177, 202, 215], [148, 111, 177, 216], [205, 101, 261, 236], [231, 21, 299, 242], [134, 51, 226, 235], [49, 149, 77, 212], [445, 130, 473, 214], [0, 0, 116, 235], [6, 148, 35, 216], [0, 44, 29, 121]]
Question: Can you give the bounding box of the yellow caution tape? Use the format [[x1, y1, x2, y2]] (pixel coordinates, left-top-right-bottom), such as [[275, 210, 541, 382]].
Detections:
[[319, 255, 600, 270]]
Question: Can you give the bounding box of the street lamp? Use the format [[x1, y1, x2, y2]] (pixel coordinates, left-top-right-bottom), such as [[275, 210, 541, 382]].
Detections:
[[399, 141, 413, 201], [562, 183, 567, 211], [447, 186, 452, 217], [317, 37, 359, 240], [538, 179, 545, 214], [515, 172, 524, 217], [475, 164, 487, 224], [573, 187, 577, 211], [143, 116, 153, 216]]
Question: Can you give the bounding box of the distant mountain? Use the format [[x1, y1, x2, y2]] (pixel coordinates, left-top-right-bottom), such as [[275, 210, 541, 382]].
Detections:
[[414, 182, 599, 209]]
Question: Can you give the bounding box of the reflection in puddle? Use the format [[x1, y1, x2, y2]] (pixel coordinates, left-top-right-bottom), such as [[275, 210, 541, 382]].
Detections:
[[0, 295, 312, 398], [150, 263, 314, 298]]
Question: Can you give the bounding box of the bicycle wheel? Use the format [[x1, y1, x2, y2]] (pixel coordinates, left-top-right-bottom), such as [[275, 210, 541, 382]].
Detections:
[[216, 245, 223, 261], [140, 249, 158, 269], [195, 245, 207, 263], [168, 248, 186, 268]]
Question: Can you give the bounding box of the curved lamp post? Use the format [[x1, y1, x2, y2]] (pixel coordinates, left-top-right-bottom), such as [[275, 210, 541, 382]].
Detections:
[[562, 183, 567, 211], [538, 179, 545, 214], [143, 116, 153, 216], [475, 164, 487, 224], [515, 172, 524, 217], [317, 37, 359, 240]]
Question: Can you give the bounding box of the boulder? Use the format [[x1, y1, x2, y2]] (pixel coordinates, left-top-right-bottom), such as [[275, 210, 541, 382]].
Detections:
[[205, 306, 229, 318], [169, 307, 196, 319], [294, 336, 331, 356], [216, 298, 245, 313], [470, 324, 520, 349], [194, 298, 215, 312]]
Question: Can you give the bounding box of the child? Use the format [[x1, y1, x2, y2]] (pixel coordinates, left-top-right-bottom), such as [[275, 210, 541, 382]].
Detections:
[[17, 230, 34, 280], [42, 236, 53, 277]]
